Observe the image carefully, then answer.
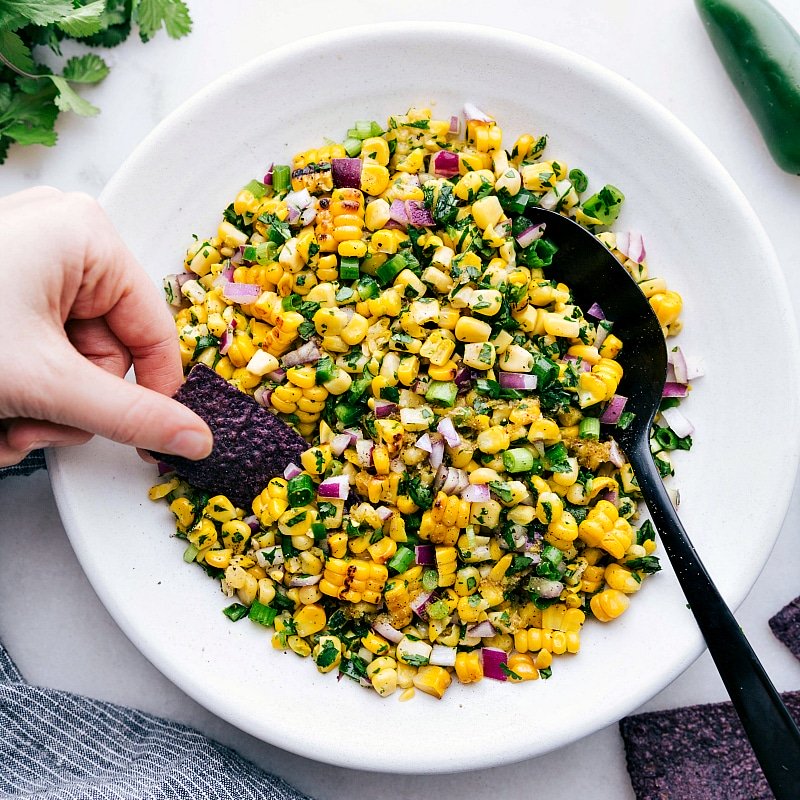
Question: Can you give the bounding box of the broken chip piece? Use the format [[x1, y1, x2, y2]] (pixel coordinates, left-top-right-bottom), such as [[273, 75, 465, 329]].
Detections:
[[151, 364, 308, 508], [619, 691, 800, 799], [769, 596, 800, 662]]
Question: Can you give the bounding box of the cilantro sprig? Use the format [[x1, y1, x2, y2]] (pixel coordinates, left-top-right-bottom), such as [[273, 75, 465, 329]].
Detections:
[[0, 0, 192, 163]]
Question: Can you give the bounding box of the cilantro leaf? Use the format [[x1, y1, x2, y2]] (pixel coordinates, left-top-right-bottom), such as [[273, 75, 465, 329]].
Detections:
[[0, 30, 35, 73], [62, 53, 109, 84], [56, 0, 105, 37], [49, 75, 99, 116], [0, 0, 74, 28], [135, 0, 192, 41]]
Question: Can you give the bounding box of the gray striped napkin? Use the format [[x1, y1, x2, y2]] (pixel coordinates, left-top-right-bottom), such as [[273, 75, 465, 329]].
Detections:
[[0, 454, 311, 800]]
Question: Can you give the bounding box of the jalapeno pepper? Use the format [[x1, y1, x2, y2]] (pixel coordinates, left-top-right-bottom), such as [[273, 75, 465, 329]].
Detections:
[[695, 0, 800, 174]]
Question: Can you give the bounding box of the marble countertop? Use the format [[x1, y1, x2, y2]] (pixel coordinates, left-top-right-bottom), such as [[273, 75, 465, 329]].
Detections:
[[2, 1, 800, 797]]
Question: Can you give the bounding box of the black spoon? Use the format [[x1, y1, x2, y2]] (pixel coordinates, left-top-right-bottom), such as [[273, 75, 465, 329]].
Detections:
[[526, 207, 800, 798]]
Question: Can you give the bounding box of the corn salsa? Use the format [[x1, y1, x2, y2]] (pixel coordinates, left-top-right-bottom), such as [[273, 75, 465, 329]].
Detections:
[[150, 104, 687, 700]]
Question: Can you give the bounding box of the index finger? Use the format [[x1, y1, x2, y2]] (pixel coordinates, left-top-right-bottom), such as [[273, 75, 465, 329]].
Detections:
[[66, 195, 185, 397]]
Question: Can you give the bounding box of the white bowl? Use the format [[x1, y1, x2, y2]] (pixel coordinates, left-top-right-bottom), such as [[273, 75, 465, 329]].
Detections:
[[49, 22, 800, 773]]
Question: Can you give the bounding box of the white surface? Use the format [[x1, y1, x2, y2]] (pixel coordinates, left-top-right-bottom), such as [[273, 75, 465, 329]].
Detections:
[[2, 0, 799, 796], [47, 20, 800, 774]]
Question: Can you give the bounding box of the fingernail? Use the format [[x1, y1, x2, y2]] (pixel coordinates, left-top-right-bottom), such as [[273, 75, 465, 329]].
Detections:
[[166, 429, 213, 460]]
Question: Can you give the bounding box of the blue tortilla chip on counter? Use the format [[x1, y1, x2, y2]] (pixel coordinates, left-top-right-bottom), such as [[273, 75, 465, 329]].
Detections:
[[619, 692, 800, 799], [769, 595, 800, 662], [151, 364, 308, 508]]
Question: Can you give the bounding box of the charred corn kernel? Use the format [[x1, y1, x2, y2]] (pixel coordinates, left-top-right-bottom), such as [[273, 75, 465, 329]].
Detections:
[[368, 537, 397, 564], [327, 531, 348, 558], [454, 565, 481, 596], [299, 445, 331, 476], [591, 588, 631, 622], [579, 501, 634, 559], [205, 549, 232, 569], [204, 495, 237, 523], [148, 478, 179, 501], [188, 518, 217, 550], [413, 665, 451, 699], [454, 316, 492, 343], [320, 557, 389, 605], [372, 445, 390, 475], [471, 195, 504, 230], [169, 497, 195, 530], [535, 491, 563, 525], [293, 603, 326, 637], [362, 631, 392, 657], [454, 651, 484, 684], [361, 160, 391, 195], [397, 355, 420, 385], [650, 290, 683, 328], [605, 563, 642, 593], [598, 334, 623, 359], [457, 593, 489, 623], [462, 341, 496, 370], [476, 425, 510, 454], [515, 627, 580, 655], [312, 635, 343, 673], [341, 313, 369, 345], [219, 519, 251, 555], [286, 365, 316, 389], [506, 653, 538, 681], [469, 499, 502, 529]]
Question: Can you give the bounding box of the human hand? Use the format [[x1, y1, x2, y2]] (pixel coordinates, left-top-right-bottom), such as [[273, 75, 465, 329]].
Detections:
[[0, 187, 213, 467]]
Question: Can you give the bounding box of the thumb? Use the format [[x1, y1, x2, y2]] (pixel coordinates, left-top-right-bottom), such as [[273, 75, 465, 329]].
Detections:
[[44, 349, 212, 459]]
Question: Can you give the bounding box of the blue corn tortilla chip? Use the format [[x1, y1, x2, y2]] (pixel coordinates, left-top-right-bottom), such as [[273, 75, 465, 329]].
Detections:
[[769, 596, 800, 662], [151, 364, 308, 508], [619, 691, 800, 799]]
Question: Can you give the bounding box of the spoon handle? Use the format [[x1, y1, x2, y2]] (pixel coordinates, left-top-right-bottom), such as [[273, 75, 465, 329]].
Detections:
[[631, 443, 800, 799]]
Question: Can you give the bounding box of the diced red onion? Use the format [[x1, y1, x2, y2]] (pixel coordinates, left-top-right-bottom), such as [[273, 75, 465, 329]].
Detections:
[[600, 394, 628, 424], [684, 354, 706, 381], [429, 438, 445, 469], [285, 188, 313, 212], [663, 382, 689, 398], [415, 544, 436, 565], [454, 365, 475, 389], [373, 400, 397, 418], [222, 281, 261, 304], [432, 150, 460, 178], [231, 247, 244, 265], [288, 573, 322, 587], [515, 223, 545, 249], [434, 465, 470, 495], [563, 354, 592, 372], [405, 200, 435, 227], [448, 114, 460, 135], [430, 645, 457, 668], [355, 438, 374, 467], [219, 324, 234, 355], [467, 620, 496, 638], [375, 505, 394, 522], [410, 590, 434, 619], [256, 546, 284, 568], [498, 372, 538, 390], [660, 406, 695, 438], [220, 261, 235, 283], [463, 102, 493, 122], [416, 433, 433, 453], [253, 386, 272, 408], [389, 199, 409, 228], [266, 367, 286, 383], [300, 205, 317, 226], [527, 576, 564, 598], [263, 164, 273, 185], [176, 271, 199, 288], [317, 474, 351, 500], [390, 458, 405, 474], [608, 438, 626, 468], [594, 323, 610, 349], [330, 433, 353, 456], [462, 483, 490, 503], [282, 339, 322, 367], [597, 489, 618, 506], [614, 230, 646, 264], [331, 158, 362, 189], [283, 462, 302, 480], [373, 620, 404, 643], [668, 347, 688, 384], [587, 302, 606, 320], [437, 417, 460, 447], [243, 514, 259, 533], [285, 205, 300, 224], [481, 647, 508, 681]]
